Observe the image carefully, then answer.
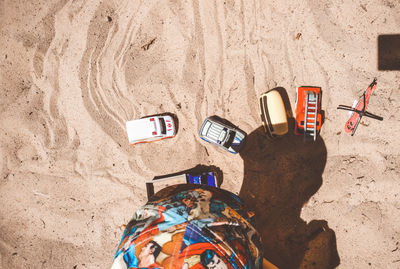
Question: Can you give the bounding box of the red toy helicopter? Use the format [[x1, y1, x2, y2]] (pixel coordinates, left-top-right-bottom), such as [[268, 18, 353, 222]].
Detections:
[[337, 78, 383, 136]]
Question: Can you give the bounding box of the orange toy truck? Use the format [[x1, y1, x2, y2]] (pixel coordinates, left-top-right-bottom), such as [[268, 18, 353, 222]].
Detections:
[[294, 86, 322, 141]]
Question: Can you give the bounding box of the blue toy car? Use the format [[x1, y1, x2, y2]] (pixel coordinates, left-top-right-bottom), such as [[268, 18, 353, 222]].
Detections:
[[186, 172, 217, 186], [146, 171, 217, 198]]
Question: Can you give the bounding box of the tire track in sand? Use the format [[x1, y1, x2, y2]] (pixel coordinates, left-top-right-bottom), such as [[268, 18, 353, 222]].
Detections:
[[80, 0, 158, 155]]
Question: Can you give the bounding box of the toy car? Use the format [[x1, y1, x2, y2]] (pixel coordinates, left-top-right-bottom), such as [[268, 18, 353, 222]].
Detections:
[[259, 89, 288, 138], [146, 171, 217, 198], [294, 86, 322, 140], [126, 115, 175, 145], [199, 116, 246, 154]]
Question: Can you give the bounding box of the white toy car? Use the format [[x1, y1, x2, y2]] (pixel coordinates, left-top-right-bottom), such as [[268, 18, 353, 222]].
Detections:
[[126, 115, 176, 145]]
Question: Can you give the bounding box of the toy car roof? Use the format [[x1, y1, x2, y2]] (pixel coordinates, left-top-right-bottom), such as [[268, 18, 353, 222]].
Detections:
[[259, 90, 288, 136], [126, 117, 158, 142]]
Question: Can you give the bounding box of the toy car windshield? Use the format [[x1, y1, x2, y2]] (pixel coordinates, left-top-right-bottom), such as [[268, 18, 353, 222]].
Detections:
[[223, 130, 236, 148], [159, 117, 167, 135]]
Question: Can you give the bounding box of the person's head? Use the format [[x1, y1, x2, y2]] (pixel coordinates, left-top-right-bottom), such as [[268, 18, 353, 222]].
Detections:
[[200, 249, 228, 269], [174, 192, 198, 208], [197, 190, 212, 202], [182, 197, 195, 208], [139, 240, 161, 260]]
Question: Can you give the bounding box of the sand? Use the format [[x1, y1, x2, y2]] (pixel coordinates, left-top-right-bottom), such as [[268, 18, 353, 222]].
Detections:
[[1, 0, 399, 268]]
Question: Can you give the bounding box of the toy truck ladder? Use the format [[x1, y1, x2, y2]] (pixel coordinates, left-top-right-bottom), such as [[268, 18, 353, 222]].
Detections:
[[304, 92, 318, 141]]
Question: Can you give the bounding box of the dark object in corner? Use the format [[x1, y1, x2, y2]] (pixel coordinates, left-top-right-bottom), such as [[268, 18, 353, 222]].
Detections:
[[378, 35, 400, 70]]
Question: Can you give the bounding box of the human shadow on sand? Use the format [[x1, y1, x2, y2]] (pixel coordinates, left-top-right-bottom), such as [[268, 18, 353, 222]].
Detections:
[[239, 124, 340, 269]]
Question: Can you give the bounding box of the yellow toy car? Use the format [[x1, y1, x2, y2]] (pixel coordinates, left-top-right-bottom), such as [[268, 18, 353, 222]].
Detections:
[[259, 89, 288, 138]]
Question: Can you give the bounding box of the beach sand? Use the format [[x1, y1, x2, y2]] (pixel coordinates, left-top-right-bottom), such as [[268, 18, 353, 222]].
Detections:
[[1, 0, 399, 268]]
